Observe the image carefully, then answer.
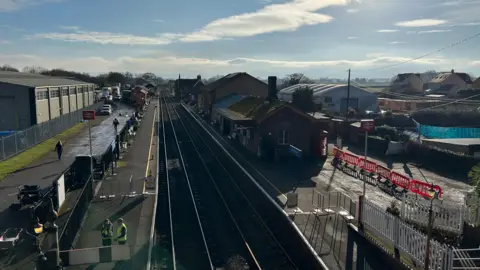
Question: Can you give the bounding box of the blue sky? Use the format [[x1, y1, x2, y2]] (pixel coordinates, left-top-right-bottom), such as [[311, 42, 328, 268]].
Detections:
[[0, 0, 479, 79]]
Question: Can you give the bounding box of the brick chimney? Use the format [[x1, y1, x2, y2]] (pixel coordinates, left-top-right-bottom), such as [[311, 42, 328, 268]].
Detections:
[[267, 76, 277, 102], [451, 69, 455, 74], [197, 75, 201, 80]]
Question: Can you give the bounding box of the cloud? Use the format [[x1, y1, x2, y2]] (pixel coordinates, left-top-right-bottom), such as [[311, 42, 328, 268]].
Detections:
[[59, 26, 80, 30], [178, 0, 350, 41], [0, 0, 62, 12], [417, 29, 452, 34], [0, 53, 452, 76], [27, 30, 178, 45], [0, 40, 10, 44], [389, 41, 405, 44], [395, 19, 447, 27], [30, 0, 351, 45], [377, 29, 397, 33], [346, 8, 358, 13], [153, 19, 164, 23], [347, 36, 358, 39]]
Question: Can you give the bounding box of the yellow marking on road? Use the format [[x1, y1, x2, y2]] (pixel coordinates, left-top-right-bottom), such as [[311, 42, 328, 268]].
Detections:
[[143, 106, 157, 194]]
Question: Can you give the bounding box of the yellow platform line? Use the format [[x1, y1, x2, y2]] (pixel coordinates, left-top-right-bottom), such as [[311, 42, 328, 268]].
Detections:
[[143, 106, 157, 194]]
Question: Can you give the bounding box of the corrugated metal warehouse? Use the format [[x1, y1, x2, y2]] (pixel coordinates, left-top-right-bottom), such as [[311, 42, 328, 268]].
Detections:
[[278, 83, 379, 113], [0, 71, 96, 130]]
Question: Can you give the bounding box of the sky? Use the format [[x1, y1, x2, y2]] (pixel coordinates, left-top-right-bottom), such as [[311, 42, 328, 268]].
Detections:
[[0, 0, 480, 79]]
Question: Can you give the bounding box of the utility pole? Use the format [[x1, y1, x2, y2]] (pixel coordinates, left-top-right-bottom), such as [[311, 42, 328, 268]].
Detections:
[[345, 69, 351, 120], [178, 74, 181, 100]]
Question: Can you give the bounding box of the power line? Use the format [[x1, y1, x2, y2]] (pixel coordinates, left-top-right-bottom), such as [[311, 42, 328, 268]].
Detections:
[[360, 31, 480, 72]]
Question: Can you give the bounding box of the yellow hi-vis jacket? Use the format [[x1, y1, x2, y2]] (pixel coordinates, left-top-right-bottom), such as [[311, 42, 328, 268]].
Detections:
[[101, 223, 113, 239], [116, 223, 127, 242]]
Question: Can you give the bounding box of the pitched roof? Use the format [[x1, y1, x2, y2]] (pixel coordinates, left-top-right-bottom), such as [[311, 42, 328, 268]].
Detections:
[[429, 72, 473, 84], [455, 72, 473, 84], [393, 73, 420, 83], [213, 94, 246, 109], [202, 72, 266, 92], [175, 78, 204, 93], [0, 71, 93, 88]]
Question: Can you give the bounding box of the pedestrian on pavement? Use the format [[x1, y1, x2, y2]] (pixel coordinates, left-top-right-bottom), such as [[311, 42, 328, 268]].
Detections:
[[101, 219, 113, 246], [115, 218, 128, 245], [113, 118, 119, 131], [54, 141, 63, 160]]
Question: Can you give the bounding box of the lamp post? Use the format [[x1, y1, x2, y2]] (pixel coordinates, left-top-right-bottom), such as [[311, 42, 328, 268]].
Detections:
[[424, 183, 440, 270]]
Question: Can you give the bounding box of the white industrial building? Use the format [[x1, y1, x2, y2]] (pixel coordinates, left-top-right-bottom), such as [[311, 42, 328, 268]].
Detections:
[[278, 84, 379, 113]]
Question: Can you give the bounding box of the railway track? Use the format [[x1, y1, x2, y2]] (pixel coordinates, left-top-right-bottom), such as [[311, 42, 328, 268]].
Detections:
[[152, 93, 300, 269]]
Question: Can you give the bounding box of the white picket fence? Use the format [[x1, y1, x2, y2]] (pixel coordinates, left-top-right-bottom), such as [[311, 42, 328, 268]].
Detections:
[[401, 196, 465, 235], [362, 199, 452, 270]]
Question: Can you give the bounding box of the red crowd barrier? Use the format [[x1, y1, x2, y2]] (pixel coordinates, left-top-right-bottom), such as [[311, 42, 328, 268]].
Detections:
[[390, 171, 411, 190], [376, 165, 390, 179], [409, 179, 443, 199], [358, 158, 376, 173], [343, 152, 359, 166], [333, 148, 444, 198]]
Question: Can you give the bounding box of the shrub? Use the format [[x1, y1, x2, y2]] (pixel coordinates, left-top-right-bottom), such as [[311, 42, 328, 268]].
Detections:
[[374, 125, 399, 141]]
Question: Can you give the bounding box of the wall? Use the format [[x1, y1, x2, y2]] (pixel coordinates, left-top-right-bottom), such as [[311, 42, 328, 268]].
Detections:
[[35, 87, 50, 124], [206, 75, 268, 113], [49, 87, 61, 119], [258, 106, 314, 157], [317, 86, 378, 113], [69, 86, 78, 112], [0, 82, 31, 130], [61, 87, 70, 114], [76, 87, 84, 109]]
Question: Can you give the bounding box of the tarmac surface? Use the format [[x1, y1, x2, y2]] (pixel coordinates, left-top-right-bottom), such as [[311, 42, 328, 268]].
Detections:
[[0, 103, 134, 270], [66, 101, 157, 269]]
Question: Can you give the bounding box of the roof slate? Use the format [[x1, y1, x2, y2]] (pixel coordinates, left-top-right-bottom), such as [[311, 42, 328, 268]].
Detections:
[[0, 71, 93, 87]]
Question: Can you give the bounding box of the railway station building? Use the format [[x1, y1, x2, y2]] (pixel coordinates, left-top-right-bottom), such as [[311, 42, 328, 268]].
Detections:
[[0, 71, 95, 130]]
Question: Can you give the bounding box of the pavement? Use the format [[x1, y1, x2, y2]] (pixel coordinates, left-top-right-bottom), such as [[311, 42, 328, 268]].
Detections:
[[67, 100, 158, 269], [0, 103, 134, 270]]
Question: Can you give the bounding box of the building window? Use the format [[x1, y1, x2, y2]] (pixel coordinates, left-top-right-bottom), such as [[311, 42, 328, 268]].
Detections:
[[36, 89, 48, 100], [50, 89, 60, 98], [78, 86, 83, 94], [70, 87, 77, 95], [246, 129, 251, 140], [61, 88, 69, 96], [324, 96, 332, 103], [278, 129, 289, 145]]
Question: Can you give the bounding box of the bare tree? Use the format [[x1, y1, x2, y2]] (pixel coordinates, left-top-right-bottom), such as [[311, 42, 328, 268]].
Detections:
[[280, 73, 312, 88], [22, 65, 47, 74], [0, 64, 19, 72]]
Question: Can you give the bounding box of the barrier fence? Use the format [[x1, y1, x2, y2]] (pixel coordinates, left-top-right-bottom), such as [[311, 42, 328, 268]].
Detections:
[[331, 147, 475, 235], [0, 102, 102, 161]]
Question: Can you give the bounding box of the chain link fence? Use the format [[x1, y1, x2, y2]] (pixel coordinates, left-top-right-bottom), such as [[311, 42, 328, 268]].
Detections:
[[0, 103, 101, 161]]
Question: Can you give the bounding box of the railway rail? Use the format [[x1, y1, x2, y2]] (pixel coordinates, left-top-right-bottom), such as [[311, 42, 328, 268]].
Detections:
[[152, 93, 301, 270]]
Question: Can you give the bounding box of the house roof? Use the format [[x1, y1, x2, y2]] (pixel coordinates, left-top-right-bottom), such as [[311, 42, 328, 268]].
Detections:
[[175, 78, 204, 93], [278, 83, 375, 97], [393, 73, 420, 83], [0, 71, 93, 88], [225, 96, 315, 123], [213, 93, 246, 109], [202, 72, 266, 92], [429, 72, 473, 84], [425, 84, 456, 95]]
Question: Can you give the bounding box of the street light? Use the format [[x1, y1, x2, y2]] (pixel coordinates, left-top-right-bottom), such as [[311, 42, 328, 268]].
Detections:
[[424, 183, 441, 270]]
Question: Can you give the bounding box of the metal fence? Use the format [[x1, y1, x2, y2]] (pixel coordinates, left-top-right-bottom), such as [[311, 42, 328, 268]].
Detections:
[[0, 103, 102, 161], [401, 196, 465, 235], [362, 198, 452, 270]]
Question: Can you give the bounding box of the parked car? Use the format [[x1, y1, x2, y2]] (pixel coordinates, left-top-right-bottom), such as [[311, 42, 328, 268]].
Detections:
[[99, 105, 112, 115]]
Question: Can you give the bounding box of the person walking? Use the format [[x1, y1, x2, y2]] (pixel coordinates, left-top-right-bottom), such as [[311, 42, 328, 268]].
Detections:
[[101, 219, 113, 246], [54, 141, 63, 160], [115, 218, 128, 245], [113, 118, 119, 132]]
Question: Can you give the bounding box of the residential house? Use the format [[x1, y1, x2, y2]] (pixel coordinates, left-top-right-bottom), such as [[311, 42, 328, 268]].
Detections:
[[473, 77, 480, 89], [198, 72, 268, 116], [278, 84, 378, 113], [212, 76, 329, 159], [174, 75, 204, 101], [424, 70, 473, 97], [390, 73, 423, 94]]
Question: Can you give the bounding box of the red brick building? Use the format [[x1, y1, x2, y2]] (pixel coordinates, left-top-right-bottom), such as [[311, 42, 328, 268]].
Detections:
[[131, 86, 148, 109], [212, 76, 329, 159]]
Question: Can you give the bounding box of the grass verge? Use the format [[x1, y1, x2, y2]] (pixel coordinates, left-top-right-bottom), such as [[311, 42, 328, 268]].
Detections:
[[0, 123, 85, 181]]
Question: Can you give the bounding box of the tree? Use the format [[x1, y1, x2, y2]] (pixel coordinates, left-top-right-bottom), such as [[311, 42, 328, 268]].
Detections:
[[468, 164, 480, 197], [106, 72, 126, 85], [23, 65, 47, 74], [0, 64, 19, 72], [291, 86, 315, 113], [280, 73, 312, 88]]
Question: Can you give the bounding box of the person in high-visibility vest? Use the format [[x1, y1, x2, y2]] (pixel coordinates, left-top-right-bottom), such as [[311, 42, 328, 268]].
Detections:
[[101, 219, 113, 246], [115, 218, 127, 245]]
